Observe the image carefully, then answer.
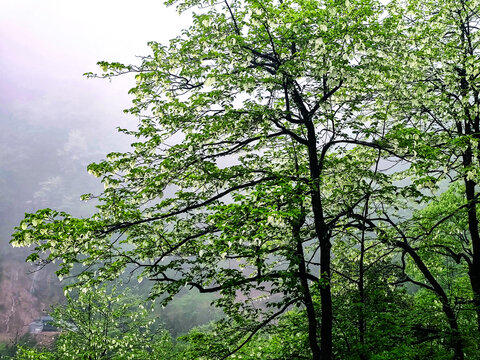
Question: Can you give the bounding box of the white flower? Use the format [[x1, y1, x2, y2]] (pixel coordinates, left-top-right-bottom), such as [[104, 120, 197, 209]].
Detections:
[[314, 38, 324, 50], [204, 77, 215, 87], [467, 170, 476, 181]]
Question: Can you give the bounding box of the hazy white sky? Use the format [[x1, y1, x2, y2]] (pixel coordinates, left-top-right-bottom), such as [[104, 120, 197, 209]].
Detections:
[[0, 0, 192, 221], [0, 0, 190, 136]]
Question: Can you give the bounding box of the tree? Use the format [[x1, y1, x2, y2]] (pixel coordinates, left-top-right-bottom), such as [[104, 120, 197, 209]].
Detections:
[[48, 285, 172, 360], [387, 0, 480, 336], [12, 0, 416, 358]]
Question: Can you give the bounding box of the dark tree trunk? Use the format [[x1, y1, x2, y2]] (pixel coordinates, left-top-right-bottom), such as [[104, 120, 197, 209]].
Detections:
[[458, 9, 480, 333], [468, 261, 480, 334], [306, 121, 333, 360], [319, 236, 333, 360], [358, 211, 368, 360], [464, 173, 480, 333]]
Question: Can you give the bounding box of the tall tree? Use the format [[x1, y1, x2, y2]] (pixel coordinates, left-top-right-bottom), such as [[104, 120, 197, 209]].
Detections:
[[12, 0, 404, 358], [387, 0, 480, 337]]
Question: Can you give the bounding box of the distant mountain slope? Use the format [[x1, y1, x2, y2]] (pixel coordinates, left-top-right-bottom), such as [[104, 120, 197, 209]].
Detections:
[[0, 254, 62, 342]]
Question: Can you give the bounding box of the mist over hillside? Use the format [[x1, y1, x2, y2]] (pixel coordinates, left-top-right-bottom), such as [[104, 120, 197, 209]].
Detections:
[[0, 0, 190, 341]]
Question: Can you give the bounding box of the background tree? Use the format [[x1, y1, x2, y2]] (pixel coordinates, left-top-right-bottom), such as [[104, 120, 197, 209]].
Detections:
[[387, 0, 480, 335], [49, 285, 172, 360]]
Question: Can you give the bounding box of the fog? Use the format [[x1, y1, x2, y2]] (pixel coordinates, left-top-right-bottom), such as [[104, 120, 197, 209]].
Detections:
[[0, 0, 190, 338], [0, 0, 191, 233]]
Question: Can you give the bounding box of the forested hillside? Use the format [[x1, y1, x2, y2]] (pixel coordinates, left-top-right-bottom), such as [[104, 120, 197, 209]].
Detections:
[[7, 0, 480, 359]]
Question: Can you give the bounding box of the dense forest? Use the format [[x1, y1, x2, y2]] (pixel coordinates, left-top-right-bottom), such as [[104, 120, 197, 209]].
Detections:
[[5, 0, 480, 358]]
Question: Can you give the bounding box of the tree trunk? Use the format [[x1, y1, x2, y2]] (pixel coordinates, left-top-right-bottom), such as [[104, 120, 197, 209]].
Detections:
[[464, 176, 480, 333], [319, 237, 333, 360], [294, 220, 322, 359], [358, 213, 368, 360], [458, 10, 480, 331], [306, 121, 333, 360]]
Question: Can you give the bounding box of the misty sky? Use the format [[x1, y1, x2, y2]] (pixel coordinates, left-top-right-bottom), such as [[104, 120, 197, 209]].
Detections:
[[1, 0, 190, 139], [0, 0, 189, 205], [0, 0, 191, 237]]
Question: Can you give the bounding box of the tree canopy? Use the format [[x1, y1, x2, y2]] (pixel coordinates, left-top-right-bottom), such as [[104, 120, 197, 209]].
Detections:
[[11, 0, 480, 359]]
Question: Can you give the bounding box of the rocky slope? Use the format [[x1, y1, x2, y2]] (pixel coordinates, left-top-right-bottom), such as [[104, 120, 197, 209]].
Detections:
[[0, 255, 62, 342]]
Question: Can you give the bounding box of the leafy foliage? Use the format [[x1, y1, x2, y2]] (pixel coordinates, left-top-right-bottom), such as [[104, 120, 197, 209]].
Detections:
[[10, 0, 480, 359], [50, 286, 172, 360]]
